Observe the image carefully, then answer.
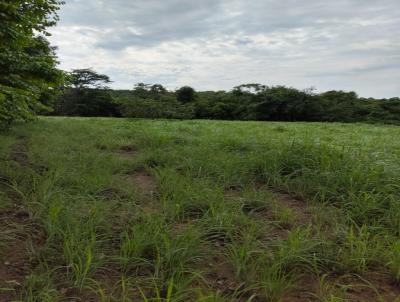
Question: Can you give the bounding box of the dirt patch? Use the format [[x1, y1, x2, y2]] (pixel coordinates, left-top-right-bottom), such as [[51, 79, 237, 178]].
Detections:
[[0, 204, 38, 301], [95, 143, 108, 151], [124, 169, 158, 214], [97, 187, 130, 200], [281, 272, 400, 302], [282, 274, 318, 302], [125, 170, 157, 196], [225, 184, 245, 193], [0, 139, 45, 300], [0, 241, 30, 301], [341, 273, 400, 302], [196, 251, 240, 296], [10, 138, 29, 167], [225, 185, 311, 230], [114, 145, 139, 159], [272, 193, 311, 226], [171, 221, 196, 236], [9, 138, 49, 175], [224, 186, 264, 212]]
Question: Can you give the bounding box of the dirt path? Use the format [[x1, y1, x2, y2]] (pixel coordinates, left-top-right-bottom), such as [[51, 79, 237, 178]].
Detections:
[[0, 139, 36, 301]]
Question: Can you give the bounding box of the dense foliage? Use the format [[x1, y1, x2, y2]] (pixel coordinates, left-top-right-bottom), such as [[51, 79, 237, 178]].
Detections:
[[0, 0, 64, 129], [53, 76, 400, 124], [53, 69, 120, 117]]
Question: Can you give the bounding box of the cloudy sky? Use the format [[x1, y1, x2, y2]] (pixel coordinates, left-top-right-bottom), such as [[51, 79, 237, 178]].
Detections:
[[49, 0, 400, 97]]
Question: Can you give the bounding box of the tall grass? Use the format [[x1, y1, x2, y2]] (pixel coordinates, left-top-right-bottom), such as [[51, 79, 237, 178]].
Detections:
[[0, 117, 399, 301]]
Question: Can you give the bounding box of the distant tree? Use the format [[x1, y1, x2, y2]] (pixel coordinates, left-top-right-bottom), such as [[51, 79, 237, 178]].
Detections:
[[195, 91, 243, 120], [232, 84, 266, 95], [70, 69, 111, 90], [318, 90, 359, 122], [53, 69, 119, 117], [132, 83, 168, 100], [118, 83, 400, 124], [0, 0, 64, 129], [54, 89, 119, 117], [176, 86, 196, 103], [255, 86, 312, 121], [53, 76, 400, 124], [150, 84, 167, 95], [116, 83, 193, 119], [120, 96, 194, 119]]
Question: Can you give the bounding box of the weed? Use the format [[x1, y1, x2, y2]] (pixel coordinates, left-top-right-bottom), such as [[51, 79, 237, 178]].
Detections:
[[257, 263, 297, 302], [386, 241, 400, 282], [23, 273, 59, 302], [336, 225, 384, 274], [226, 230, 261, 280]]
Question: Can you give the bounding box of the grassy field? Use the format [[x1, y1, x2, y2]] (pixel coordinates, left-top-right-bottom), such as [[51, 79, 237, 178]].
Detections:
[[0, 117, 399, 302]]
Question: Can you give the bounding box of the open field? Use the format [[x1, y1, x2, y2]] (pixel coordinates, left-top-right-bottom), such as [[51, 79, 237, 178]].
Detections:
[[0, 117, 400, 301]]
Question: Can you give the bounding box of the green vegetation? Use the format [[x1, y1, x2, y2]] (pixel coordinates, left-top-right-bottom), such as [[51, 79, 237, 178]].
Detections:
[[1, 117, 399, 301], [0, 0, 64, 129], [53, 69, 119, 117], [1, 2, 398, 301], [51, 74, 400, 124]]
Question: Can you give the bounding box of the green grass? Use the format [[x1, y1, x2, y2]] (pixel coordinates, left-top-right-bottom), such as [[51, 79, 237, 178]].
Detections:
[[0, 117, 399, 301]]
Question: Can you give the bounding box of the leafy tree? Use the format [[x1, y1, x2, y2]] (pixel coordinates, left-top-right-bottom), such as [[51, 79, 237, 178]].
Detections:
[[251, 86, 311, 121], [54, 69, 119, 117], [130, 83, 168, 100], [54, 89, 119, 117], [70, 68, 111, 90], [116, 83, 193, 119], [120, 96, 194, 119], [0, 0, 64, 129], [232, 83, 266, 95], [150, 84, 168, 95], [176, 86, 196, 103], [318, 90, 359, 122]]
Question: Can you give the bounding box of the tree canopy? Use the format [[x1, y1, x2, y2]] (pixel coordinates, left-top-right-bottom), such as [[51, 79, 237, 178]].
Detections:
[[53, 69, 118, 117], [176, 86, 196, 103], [0, 0, 64, 129], [51, 73, 400, 125], [70, 69, 111, 90]]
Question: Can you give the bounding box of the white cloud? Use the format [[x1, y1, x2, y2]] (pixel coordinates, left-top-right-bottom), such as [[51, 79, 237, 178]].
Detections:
[[49, 0, 400, 97]]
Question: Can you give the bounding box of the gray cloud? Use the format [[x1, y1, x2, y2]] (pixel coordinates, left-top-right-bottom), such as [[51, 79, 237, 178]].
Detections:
[[49, 0, 400, 97]]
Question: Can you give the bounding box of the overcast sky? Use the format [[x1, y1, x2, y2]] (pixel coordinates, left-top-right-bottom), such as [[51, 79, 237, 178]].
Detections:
[[49, 0, 400, 98]]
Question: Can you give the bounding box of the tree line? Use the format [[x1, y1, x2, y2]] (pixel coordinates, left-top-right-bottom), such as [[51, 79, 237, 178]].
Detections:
[[1, 0, 399, 130], [49, 69, 400, 124]]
